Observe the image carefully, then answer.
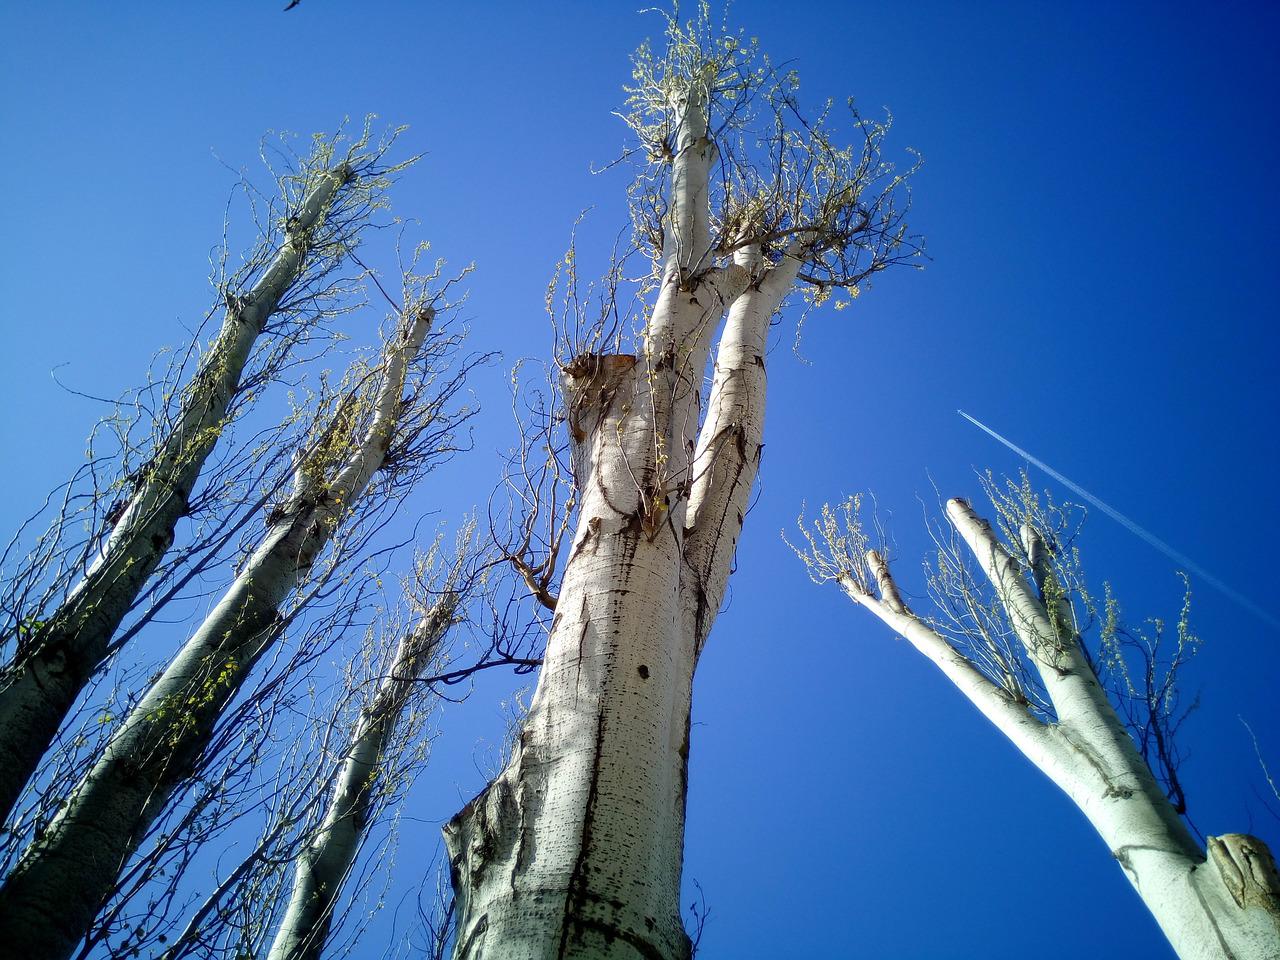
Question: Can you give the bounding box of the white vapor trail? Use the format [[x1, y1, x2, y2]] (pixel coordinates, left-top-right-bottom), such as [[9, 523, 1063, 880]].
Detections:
[[958, 409, 1280, 632]]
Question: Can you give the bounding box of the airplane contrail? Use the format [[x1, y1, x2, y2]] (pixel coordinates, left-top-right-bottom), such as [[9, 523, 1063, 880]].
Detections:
[[958, 409, 1280, 632]]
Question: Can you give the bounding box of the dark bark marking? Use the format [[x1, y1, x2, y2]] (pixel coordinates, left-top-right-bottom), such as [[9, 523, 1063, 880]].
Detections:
[[573, 595, 591, 699], [556, 699, 608, 960]]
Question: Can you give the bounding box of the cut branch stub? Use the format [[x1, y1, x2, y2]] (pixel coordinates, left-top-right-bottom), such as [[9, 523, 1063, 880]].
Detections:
[[559, 353, 637, 488], [1209, 834, 1280, 918]]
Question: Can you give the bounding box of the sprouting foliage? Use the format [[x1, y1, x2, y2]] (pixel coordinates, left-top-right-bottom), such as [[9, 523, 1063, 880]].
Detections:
[[792, 472, 1202, 813], [618, 1, 924, 294]]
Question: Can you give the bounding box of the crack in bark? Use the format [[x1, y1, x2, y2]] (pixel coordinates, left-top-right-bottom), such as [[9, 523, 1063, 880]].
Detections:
[[573, 595, 591, 702], [556, 699, 608, 960], [1056, 724, 1134, 802]]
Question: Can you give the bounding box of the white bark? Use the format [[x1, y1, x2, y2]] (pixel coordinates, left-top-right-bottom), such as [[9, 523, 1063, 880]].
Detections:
[[446, 12, 922, 947], [842, 499, 1280, 960], [447, 315, 701, 960], [0, 163, 353, 826], [682, 242, 805, 655], [663, 84, 714, 274], [444, 102, 810, 956], [267, 591, 458, 960], [0, 307, 432, 960]]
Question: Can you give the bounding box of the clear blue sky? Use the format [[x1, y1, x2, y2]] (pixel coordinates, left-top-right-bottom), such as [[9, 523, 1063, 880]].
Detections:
[[2, 2, 1278, 957]]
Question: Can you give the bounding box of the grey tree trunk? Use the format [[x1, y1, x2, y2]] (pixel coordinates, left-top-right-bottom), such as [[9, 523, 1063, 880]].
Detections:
[[265, 589, 459, 960], [0, 162, 353, 826], [0, 307, 432, 960]]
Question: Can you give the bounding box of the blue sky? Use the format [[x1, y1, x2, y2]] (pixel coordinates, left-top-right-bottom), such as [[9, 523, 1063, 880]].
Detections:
[[2, 2, 1278, 957]]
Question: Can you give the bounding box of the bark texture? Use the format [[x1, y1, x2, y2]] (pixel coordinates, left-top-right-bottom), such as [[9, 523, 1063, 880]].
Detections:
[[266, 591, 458, 960], [444, 97, 807, 960], [0, 307, 432, 960], [837, 499, 1280, 960], [0, 163, 353, 826], [444, 17, 917, 952]]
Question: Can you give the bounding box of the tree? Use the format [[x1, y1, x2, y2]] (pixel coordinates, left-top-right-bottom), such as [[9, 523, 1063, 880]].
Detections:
[[790, 478, 1280, 960], [444, 8, 921, 957], [0, 128, 406, 827], [0, 258, 474, 959], [145, 529, 478, 960], [264, 538, 470, 960]]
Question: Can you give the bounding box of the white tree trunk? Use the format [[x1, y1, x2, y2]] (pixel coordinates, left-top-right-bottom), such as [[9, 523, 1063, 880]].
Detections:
[[682, 242, 804, 655], [445, 293, 723, 960], [842, 500, 1280, 960], [444, 13, 920, 948], [0, 163, 353, 826], [444, 93, 810, 956], [266, 591, 458, 960], [0, 307, 432, 960]]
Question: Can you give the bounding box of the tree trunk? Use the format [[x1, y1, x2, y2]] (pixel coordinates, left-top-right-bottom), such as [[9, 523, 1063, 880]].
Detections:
[[950, 500, 1280, 958], [444, 289, 723, 960], [266, 591, 458, 960], [444, 96, 804, 960], [0, 162, 353, 826], [0, 307, 431, 960], [835, 498, 1280, 960], [443, 17, 918, 954]]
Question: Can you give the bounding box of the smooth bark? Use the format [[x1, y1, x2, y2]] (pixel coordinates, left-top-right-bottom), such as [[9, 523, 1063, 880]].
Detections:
[[840, 499, 1280, 960], [265, 591, 458, 960], [445, 19, 916, 953], [445, 93, 809, 959]]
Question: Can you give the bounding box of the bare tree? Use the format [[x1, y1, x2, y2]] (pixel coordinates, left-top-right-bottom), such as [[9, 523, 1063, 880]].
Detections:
[[71, 576, 379, 960], [444, 7, 921, 957], [264, 532, 472, 960], [790, 477, 1280, 960], [0, 260, 475, 960], [140, 527, 479, 960], [0, 124, 412, 826]]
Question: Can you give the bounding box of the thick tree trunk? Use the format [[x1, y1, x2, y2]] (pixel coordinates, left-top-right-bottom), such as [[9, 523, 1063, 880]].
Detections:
[[444, 93, 807, 956], [266, 592, 457, 960], [445, 298, 711, 960], [0, 307, 431, 960], [442, 16, 910, 948], [0, 163, 353, 826]]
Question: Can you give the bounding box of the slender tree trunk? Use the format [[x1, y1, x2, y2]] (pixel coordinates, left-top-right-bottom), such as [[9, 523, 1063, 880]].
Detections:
[[836, 499, 1280, 960], [0, 307, 432, 960], [0, 163, 353, 825], [949, 501, 1280, 960], [266, 591, 458, 960]]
